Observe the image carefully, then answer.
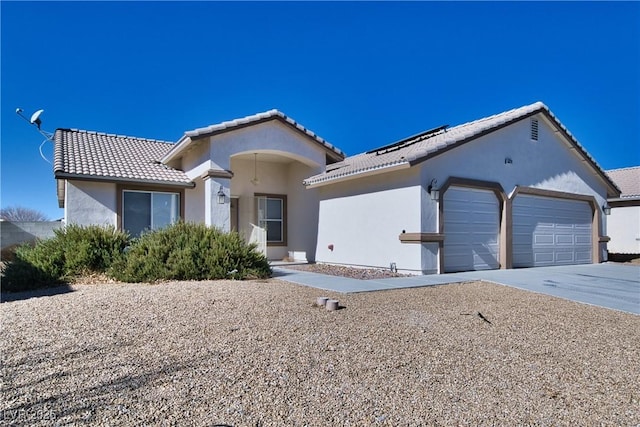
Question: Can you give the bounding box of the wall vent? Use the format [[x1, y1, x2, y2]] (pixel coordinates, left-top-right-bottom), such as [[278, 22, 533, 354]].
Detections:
[[530, 118, 539, 141]]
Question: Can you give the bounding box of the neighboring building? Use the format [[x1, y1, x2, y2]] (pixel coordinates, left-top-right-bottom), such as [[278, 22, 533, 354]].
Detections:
[[606, 166, 640, 255], [54, 102, 620, 274]]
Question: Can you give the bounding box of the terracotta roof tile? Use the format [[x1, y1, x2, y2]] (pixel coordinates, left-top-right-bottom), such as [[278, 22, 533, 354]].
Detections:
[[54, 129, 192, 186], [607, 166, 640, 198]]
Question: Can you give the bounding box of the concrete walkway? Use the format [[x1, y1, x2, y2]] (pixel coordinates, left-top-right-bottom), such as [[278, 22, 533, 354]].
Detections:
[[272, 263, 640, 315]]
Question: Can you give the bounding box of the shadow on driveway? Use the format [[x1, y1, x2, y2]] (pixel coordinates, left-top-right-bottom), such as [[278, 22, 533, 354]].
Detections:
[[1, 285, 75, 303]]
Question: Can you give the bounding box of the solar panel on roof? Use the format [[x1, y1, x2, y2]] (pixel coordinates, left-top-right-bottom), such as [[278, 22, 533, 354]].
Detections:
[[366, 124, 449, 156]]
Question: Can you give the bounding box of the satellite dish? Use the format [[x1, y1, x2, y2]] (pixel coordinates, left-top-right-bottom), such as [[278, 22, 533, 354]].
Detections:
[[30, 109, 44, 129]]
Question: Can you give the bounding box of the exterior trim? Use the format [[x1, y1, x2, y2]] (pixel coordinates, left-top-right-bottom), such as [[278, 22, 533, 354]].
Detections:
[[399, 232, 445, 244], [116, 184, 186, 232], [609, 198, 640, 208], [56, 172, 195, 188], [56, 179, 65, 208], [439, 177, 508, 272], [509, 186, 602, 263], [200, 169, 234, 180], [304, 162, 411, 188], [254, 193, 288, 247]]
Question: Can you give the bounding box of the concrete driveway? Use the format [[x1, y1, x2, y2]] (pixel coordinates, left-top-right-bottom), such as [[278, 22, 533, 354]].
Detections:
[[454, 263, 639, 315], [273, 263, 639, 315]]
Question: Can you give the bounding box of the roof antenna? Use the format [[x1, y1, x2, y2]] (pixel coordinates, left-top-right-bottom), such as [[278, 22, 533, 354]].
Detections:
[[16, 107, 54, 164]]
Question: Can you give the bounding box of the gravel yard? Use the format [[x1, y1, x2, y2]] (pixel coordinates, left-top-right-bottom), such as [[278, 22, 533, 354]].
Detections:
[[282, 263, 409, 280], [1, 279, 639, 426]]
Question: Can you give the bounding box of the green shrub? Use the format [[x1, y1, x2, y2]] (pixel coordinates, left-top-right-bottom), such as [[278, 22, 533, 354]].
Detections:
[[1, 225, 130, 292], [110, 222, 271, 282]]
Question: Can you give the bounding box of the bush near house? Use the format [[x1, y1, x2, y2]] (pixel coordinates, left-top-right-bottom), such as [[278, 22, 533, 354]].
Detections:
[[1, 222, 271, 292], [1, 225, 130, 292], [109, 222, 271, 282]]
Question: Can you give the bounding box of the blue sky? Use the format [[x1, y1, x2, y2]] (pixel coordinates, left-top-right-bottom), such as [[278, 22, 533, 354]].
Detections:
[[2, 1, 639, 220]]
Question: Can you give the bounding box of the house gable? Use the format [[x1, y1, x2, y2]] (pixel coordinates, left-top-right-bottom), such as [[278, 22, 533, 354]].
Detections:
[[162, 110, 345, 166], [174, 120, 341, 181], [304, 102, 620, 199]]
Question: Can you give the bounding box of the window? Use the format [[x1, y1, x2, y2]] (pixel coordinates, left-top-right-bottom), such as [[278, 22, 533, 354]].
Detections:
[[256, 194, 287, 245], [122, 190, 180, 237]]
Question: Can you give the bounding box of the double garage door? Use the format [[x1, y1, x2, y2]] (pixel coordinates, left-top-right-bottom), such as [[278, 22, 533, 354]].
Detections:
[[443, 187, 592, 272]]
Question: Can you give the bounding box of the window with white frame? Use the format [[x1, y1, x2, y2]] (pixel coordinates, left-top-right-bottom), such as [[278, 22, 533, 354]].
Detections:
[[123, 190, 180, 237], [256, 194, 286, 245]]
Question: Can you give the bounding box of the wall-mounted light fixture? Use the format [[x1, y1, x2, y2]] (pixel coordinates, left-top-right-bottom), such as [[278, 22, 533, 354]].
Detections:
[[505, 157, 513, 164], [602, 203, 611, 216], [427, 179, 439, 201], [217, 186, 226, 204]]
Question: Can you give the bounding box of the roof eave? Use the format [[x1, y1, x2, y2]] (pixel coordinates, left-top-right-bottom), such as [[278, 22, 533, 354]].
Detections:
[[304, 162, 411, 189], [55, 172, 195, 188], [56, 178, 65, 208], [608, 196, 640, 207], [161, 134, 191, 164]]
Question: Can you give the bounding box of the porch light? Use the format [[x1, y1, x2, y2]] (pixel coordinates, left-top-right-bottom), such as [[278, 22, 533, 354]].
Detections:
[[602, 203, 611, 216], [217, 186, 226, 204], [428, 179, 439, 201]]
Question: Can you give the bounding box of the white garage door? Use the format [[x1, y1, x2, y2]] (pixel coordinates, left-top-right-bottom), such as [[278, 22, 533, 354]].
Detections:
[[512, 195, 592, 267], [443, 187, 500, 273]]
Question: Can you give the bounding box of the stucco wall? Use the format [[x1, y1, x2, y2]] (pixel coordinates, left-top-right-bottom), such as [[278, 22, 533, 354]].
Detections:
[[184, 180, 205, 223], [607, 206, 640, 254], [315, 167, 423, 273], [65, 180, 117, 227], [1, 221, 63, 250], [286, 162, 322, 261]]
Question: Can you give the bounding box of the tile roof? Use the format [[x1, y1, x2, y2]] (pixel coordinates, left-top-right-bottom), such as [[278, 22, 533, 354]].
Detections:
[[162, 109, 345, 163], [54, 129, 192, 186], [304, 102, 618, 197], [607, 166, 640, 198]]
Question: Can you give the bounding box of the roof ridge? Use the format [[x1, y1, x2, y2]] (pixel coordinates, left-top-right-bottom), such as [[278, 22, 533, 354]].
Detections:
[[606, 165, 640, 172], [57, 128, 175, 145], [449, 101, 545, 131]]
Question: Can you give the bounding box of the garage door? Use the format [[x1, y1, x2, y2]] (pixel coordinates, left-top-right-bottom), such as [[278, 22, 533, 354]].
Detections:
[[443, 187, 500, 273], [512, 195, 592, 267]]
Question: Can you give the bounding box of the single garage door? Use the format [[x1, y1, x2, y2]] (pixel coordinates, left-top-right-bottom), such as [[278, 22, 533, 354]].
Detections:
[[512, 195, 592, 267], [443, 187, 500, 273]]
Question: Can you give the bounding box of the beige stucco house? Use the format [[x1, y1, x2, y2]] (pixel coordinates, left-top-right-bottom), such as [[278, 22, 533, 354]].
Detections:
[[54, 102, 621, 273]]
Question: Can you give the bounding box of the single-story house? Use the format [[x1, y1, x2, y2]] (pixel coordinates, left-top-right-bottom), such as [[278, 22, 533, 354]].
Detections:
[[605, 166, 640, 256], [54, 101, 620, 274]]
